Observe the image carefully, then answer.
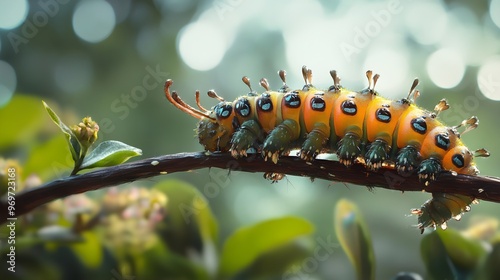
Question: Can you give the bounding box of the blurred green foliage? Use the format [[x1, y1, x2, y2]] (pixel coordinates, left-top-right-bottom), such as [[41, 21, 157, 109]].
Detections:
[[335, 199, 375, 280], [219, 216, 313, 278], [421, 221, 500, 280], [0, 80, 499, 280], [2, 163, 499, 279], [0, 177, 316, 279], [0, 95, 46, 150], [1, 0, 500, 279]]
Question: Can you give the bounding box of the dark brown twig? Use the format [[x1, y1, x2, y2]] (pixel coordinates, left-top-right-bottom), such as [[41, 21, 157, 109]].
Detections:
[[2, 152, 500, 224]]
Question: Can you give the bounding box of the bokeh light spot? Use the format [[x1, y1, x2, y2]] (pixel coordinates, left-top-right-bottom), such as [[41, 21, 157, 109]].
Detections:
[[0, 61, 17, 107], [490, 0, 500, 29], [363, 47, 409, 98], [0, 0, 28, 30], [426, 48, 465, 89], [477, 56, 500, 101], [405, 1, 447, 45], [177, 22, 227, 71], [72, 0, 116, 43]]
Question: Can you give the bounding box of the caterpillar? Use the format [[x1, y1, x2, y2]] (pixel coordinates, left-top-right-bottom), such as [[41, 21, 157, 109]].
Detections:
[[164, 66, 489, 232]]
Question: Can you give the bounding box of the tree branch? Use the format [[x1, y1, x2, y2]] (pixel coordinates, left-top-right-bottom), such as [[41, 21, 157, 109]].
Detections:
[[2, 152, 500, 224]]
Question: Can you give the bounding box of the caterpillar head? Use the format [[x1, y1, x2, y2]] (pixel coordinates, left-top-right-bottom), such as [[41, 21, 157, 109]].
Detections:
[[164, 80, 234, 152]]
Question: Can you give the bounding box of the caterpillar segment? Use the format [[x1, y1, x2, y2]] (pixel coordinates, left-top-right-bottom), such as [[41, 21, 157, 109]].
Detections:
[[163, 66, 489, 231]]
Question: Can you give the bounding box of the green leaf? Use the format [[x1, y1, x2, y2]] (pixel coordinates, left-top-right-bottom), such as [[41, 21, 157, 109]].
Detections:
[[334, 199, 375, 280], [80, 140, 142, 169], [474, 240, 500, 280], [42, 101, 81, 162], [238, 241, 312, 279], [421, 229, 485, 279], [68, 231, 103, 269], [153, 180, 218, 247], [137, 240, 210, 280], [219, 216, 314, 278], [153, 180, 218, 275], [23, 134, 73, 181], [436, 228, 486, 271], [421, 231, 458, 280], [0, 94, 46, 150]]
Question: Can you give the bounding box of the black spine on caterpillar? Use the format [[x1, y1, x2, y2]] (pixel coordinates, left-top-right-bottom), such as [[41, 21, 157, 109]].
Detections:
[[164, 66, 490, 232]]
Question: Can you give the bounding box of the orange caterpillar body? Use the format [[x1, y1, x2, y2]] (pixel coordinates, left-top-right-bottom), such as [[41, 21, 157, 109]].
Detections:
[[164, 66, 489, 231]]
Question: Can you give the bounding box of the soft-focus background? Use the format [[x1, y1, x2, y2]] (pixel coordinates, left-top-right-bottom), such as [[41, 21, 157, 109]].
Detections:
[[1, 0, 500, 279]]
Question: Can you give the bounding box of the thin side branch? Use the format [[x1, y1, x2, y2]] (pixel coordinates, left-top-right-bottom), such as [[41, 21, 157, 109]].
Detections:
[[2, 152, 500, 224]]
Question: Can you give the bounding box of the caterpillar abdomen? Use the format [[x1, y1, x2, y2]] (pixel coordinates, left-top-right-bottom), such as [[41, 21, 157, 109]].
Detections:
[[164, 66, 489, 232]]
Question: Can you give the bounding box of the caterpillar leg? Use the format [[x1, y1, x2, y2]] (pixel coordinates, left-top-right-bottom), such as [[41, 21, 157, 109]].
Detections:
[[396, 145, 420, 174], [264, 172, 285, 183], [299, 123, 329, 161], [365, 139, 390, 171], [412, 193, 474, 232], [337, 132, 361, 166], [262, 119, 300, 163], [230, 120, 265, 157], [417, 157, 442, 182]]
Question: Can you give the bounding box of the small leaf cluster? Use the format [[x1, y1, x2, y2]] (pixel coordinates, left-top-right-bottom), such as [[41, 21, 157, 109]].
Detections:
[[43, 101, 142, 175], [421, 218, 500, 280]]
